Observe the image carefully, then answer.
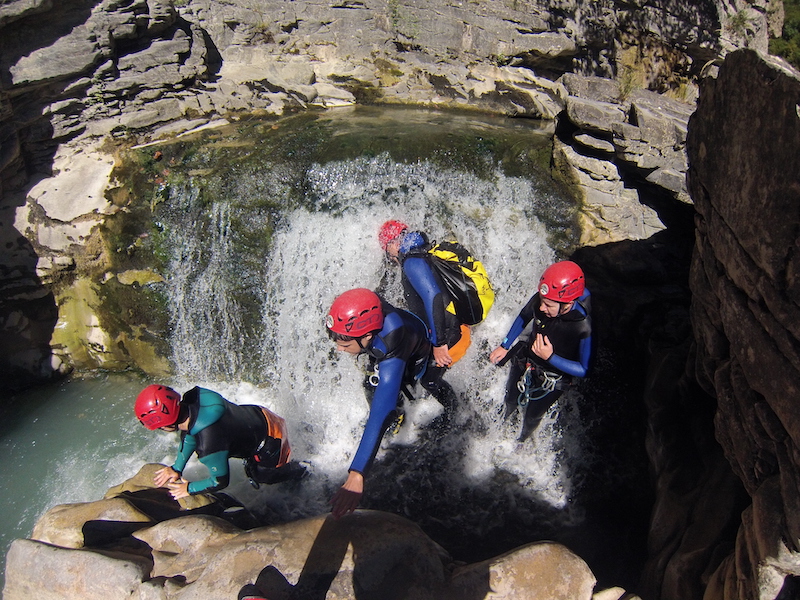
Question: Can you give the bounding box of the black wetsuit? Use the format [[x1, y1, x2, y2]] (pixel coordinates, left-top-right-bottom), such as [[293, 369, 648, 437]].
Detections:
[[397, 237, 461, 414], [173, 387, 300, 493], [500, 292, 593, 441]]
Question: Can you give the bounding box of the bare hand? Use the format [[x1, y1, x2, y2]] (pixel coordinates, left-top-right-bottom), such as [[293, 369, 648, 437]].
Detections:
[[154, 466, 181, 488], [531, 333, 553, 361], [331, 471, 364, 519], [167, 479, 190, 500], [489, 347, 508, 364], [433, 345, 452, 367]]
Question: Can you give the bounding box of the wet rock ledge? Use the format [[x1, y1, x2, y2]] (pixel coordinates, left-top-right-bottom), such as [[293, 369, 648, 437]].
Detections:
[[4, 465, 604, 600]]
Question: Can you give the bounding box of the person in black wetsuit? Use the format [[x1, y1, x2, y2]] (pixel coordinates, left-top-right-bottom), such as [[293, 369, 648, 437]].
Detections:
[[378, 220, 467, 426], [325, 288, 432, 518], [134, 385, 305, 499], [489, 261, 593, 442]]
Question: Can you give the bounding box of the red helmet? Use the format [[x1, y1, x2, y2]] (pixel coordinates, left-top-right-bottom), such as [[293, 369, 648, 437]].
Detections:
[[538, 261, 585, 302], [135, 385, 181, 430], [378, 220, 408, 250], [326, 288, 384, 336]]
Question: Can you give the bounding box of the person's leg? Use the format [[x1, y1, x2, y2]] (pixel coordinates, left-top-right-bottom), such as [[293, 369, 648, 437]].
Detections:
[[503, 360, 525, 420], [518, 389, 563, 442], [246, 437, 307, 486], [420, 362, 458, 432], [252, 461, 308, 484], [420, 362, 457, 411]]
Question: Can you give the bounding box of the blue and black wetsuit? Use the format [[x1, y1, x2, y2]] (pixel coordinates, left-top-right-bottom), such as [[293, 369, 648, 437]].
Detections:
[[350, 301, 430, 476], [397, 233, 461, 412], [172, 387, 299, 494], [499, 291, 592, 441]]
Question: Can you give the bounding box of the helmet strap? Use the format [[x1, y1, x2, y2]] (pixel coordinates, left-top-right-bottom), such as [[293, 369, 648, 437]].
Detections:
[[356, 333, 374, 351]]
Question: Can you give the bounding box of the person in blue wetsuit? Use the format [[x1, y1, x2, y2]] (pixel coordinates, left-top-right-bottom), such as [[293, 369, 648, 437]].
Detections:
[[325, 288, 431, 518], [489, 261, 593, 442], [134, 385, 305, 498], [378, 220, 466, 426]]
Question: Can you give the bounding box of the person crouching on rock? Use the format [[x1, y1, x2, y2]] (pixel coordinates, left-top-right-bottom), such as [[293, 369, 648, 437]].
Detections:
[[134, 384, 306, 499]]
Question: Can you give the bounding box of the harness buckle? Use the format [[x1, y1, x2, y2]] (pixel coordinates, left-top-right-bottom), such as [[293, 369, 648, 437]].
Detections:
[[368, 363, 380, 387]]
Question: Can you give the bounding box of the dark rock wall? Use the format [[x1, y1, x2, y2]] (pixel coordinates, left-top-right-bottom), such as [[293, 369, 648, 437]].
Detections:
[[686, 49, 800, 600], [2, 2, 799, 599]]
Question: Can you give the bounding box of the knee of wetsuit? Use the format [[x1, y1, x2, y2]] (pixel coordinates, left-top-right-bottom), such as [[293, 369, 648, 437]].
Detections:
[[253, 437, 282, 468]]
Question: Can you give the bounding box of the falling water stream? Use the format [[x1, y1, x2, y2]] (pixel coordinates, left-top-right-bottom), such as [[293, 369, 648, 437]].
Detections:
[[1, 106, 648, 589]]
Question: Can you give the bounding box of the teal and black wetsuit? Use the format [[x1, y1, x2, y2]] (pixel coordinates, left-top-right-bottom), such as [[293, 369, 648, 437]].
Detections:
[[172, 387, 293, 494]]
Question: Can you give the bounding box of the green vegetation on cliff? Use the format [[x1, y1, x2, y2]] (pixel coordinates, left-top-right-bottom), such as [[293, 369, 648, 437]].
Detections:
[[770, 0, 800, 68]]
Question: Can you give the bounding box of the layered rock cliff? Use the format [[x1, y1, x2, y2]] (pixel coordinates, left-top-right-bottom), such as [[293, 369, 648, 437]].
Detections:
[[685, 49, 800, 600], [1, 0, 776, 388]]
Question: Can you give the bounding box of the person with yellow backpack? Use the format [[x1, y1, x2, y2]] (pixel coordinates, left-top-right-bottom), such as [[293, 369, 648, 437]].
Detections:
[[378, 220, 495, 430]]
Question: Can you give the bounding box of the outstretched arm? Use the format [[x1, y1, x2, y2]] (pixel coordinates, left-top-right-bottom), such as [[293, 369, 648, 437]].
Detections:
[[498, 294, 538, 351], [348, 357, 404, 474], [171, 432, 196, 474], [331, 471, 364, 519], [331, 357, 405, 518], [184, 450, 231, 494], [154, 466, 181, 487], [403, 257, 447, 346]]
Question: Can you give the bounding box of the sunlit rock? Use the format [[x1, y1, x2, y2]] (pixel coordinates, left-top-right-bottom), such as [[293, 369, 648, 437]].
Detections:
[[4, 466, 606, 599]]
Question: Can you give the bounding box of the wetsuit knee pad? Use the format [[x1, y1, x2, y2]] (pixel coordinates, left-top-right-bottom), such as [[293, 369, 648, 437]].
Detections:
[[253, 437, 282, 469]]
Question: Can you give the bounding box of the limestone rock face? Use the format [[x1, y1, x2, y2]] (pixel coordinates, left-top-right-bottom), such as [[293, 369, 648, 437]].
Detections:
[[3, 466, 600, 600], [553, 73, 697, 246], [0, 0, 769, 389]]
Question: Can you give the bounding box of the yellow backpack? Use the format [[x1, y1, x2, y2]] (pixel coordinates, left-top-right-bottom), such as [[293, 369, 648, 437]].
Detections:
[[428, 240, 495, 326]]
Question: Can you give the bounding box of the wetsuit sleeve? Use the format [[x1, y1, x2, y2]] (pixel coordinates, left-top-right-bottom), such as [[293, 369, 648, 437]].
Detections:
[[403, 257, 447, 346], [186, 450, 231, 494], [500, 295, 538, 349], [349, 356, 404, 475], [548, 333, 592, 378], [172, 433, 197, 474]]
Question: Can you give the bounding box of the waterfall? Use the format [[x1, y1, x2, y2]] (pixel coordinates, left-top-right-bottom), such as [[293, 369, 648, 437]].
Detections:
[[0, 110, 638, 582], [168, 193, 248, 380], [158, 140, 592, 548]]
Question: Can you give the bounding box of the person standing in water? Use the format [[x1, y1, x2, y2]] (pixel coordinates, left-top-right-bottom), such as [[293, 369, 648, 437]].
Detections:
[[377, 220, 468, 428], [325, 288, 432, 518], [489, 261, 592, 442], [134, 384, 306, 498]]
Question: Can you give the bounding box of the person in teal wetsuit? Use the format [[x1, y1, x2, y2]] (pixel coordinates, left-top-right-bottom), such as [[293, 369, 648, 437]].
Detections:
[[134, 385, 306, 498]]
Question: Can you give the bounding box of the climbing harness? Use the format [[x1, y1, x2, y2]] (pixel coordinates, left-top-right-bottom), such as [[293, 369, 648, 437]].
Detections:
[[516, 363, 562, 408], [368, 361, 416, 403]]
